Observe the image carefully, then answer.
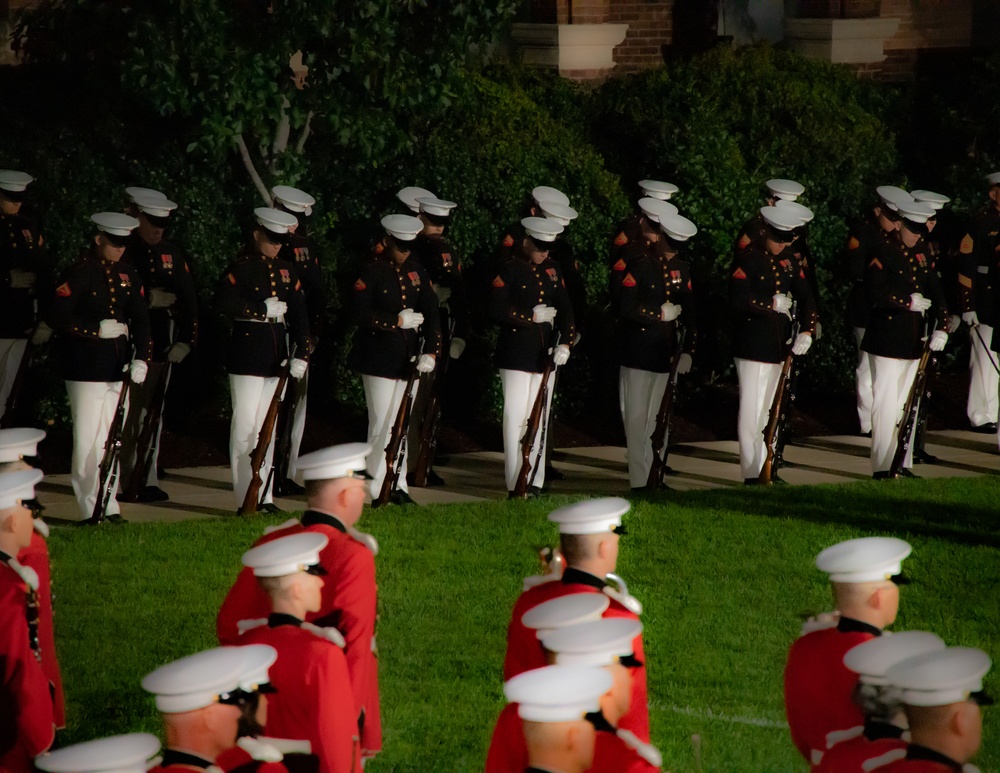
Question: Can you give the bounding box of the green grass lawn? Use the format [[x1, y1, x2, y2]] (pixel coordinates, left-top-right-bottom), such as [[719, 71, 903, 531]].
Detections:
[[47, 477, 1000, 772]]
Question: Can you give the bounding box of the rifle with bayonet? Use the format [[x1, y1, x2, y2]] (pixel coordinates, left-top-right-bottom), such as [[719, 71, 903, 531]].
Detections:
[[647, 327, 686, 490], [374, 337, 423, 507], [512, 332, 559, 499]]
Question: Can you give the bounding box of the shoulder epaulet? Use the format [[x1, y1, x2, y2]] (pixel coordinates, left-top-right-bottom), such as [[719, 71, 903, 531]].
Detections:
[[237, 618, 268, 636], [346, 526, 379, 555], [604, 573, 642, 615], [5, 558, 39, 591], [522, 573, 561, 592], [861, 748, 907, 772], [799, 610, 840, 637], [33, 519, 49, 539], [301, 621, 346, 648], [616, 729, 663, 767]]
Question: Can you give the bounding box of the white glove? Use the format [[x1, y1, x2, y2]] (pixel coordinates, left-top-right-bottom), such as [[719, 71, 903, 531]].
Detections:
[[948, 314, 962, 334], [532, 304, 557, 324], [397, 308, 424, 330], [289, 357, 308, 379], [166, 342, 191, 363], [236, 736, 283, 763], [963, 311, 980, 327], [130, 360, 148, 384], [772, 293, 792, 318], [909, 293, 932, 314], [929, 330, 948, 352], [30, 322, 53, 346], [99, 319, 129, 339], [553, 344, 570, 367], [9, 269, 36, 289], [416, 354, 436, 373], [660, 302, 682, 322], [676, 352, 692, 374], [149, 288, 177, 309], [449, 337, 466, 360], [792, 332, 813, 356], [264, 297, 287, 319], [433, 285, 452, 304], [814, 321, 823, 341]]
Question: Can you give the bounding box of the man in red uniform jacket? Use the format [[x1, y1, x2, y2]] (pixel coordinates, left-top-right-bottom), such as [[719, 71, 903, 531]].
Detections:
[[218, 442, 380, 759], [504, 497, 649, 742], [236, 531, 361, 773], [486, 614, 661, 772], [504, 665, 610, 773], [882, 646, 993, 772], [0, 468, 54, 773], [816, 631, 947, 772], [784, 536, 913, 767], [0, 428, 64, 729], [142, 644, 280, 773]]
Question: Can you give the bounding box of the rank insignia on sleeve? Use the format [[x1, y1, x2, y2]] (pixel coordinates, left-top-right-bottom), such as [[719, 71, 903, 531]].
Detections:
[[503, 234, 515, 248], [614, 232, 628, 246], [848, 236, 860, 250], [55, 282, 71, 297], [622, 273, 637, 288], [612, 258, 627, 272], [354, 278, 367, 291], [228, 273, 237, 285], [732, 267, 747, 280], [960, 235, 974, 254], [737, 234, 751, 249], [374, 241, 384, 254], [959, 273, 973, 288], [492, 276, 505, 288], [869, 258, 883, 270]]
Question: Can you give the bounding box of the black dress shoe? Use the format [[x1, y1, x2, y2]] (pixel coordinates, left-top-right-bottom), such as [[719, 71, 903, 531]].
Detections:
[[104, 513, 128, 524], [898, 468, 917, 478], [972, 422, 998, 434], [274, 478, 305, 496], [528, 486, 544, 498], [872, 471, 892, 480], [545, 465, 566, 481], [137, 485, 169, 502], [743, 478, 761, 486], [257, 502, 281, 514], [912, 449, 938, 465], [391, 490, 416, 506], [861, 430, 872, 438], [426, 469, 446, 487]]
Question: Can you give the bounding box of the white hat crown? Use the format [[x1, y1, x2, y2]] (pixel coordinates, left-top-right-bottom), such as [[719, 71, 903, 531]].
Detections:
[[92, 212, 140, 237], [637, 197, 678, 223], [531, 186, 570, 207], [142, 647, 247, 713], [34, 733, 161, 773], [521, 593, 610, 633], [294, 442, 371, 481], [505, 665, 613, 723], [272, 185, 316, 214], [542, 617, 643, 667], [0, 427, 45, 463], [638, 179, 679, 200], [521, 216, 563, 243], [844, 631, 946, 685], [0, 170, 34, 193], [660, 213, 697, 241], [381, 214, 423, 242], [397, 186, 436, 213], [241, 531, 329, 577], [548, 496, 629, 535], [254, 207, 298, 235], [815, 536, 912, 583], [416, 196, 457, 218], [766, 178, 805, 201], [0, 468, 44, 510], [886, 647, 992, 707]]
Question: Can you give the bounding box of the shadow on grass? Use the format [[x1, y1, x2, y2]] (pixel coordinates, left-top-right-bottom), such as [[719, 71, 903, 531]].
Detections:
[[641, 481, 1000, 549]]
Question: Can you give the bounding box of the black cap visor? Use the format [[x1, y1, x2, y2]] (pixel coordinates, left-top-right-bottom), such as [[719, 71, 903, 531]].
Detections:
[[347, 468, 373, 481], [304, 562, 328, 576], [22, 498, 45, 515], [255, 681, 278, 695], [971, 690, 995, 706], [584, 710, 616, 734], [423, 211, 449, 227], [262, 228, 289, 246], [0, 188, 26, 203], [890, 573, 911, 586], [881, 206, 902, 223], [766, 225, 794, 244], [101, 230, 131, 248], [386, 235, 413, 254], [140, 212, 171, 229], [620, 653, 643, 669], [901, 218, 929, 236], [613, 524, 627, 536], [526, 234, 551, 253]]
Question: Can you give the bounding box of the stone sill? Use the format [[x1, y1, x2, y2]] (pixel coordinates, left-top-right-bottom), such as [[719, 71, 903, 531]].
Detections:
[[784, 16, 901, 63], [511, 22, 630, 74]]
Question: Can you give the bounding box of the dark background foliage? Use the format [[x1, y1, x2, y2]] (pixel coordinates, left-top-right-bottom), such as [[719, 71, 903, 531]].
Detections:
[[3, 5, 1000, 444]]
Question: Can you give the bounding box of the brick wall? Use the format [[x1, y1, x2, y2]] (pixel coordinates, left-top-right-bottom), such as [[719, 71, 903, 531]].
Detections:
[[530, 0, 613, 24], [608, 0, 674, 71]]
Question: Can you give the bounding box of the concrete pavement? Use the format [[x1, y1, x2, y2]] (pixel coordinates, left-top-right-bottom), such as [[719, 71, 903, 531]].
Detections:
[[37, 428, 1000, 524]]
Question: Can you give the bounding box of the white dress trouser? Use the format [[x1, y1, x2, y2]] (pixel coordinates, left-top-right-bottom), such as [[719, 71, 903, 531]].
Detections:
[[230, 374, 280, 507], [288, 370, 308, 482], [0, 339, 28, 424], [735, 358, 783, 480], [66, 380, 127, 519], [620, 366, 671, 488], [967, 324, 998, 427], [869, 354, 919, 473], [854, 327, 873, 434], [363, 375, 415, 498], [500, 368, 555, 492]]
